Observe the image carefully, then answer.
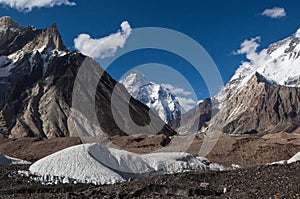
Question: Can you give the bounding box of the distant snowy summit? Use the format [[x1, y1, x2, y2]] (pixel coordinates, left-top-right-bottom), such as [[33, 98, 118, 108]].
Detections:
[[121, 70, 182, 127], [180, 27, 300, 135], [225, 28, 300, 94], [211, 27, 300, 135]]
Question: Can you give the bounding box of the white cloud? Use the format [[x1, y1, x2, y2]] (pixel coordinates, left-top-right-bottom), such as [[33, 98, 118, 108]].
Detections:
[[233, 36, 273, 71], [232, 36, 261, 61], [161, 84, 196, 111], [261, 7, 286, 19], [177, 97, 196, 112], [0, 0, 76, 12], [74, 21, 132, 59], [161, 83, 192, 96]]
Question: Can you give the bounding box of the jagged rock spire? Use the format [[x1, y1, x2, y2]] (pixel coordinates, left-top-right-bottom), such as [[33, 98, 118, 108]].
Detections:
[[47, 22, 67, 51], [0, 16, 67, 55]]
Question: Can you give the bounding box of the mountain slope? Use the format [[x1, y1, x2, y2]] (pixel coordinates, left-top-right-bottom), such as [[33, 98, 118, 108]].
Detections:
[[0, 17, 175, 139], [219, 72, 300, 135], [212, 29, 300, 135], [230, 29, 300, 89], [121, 70, 182, 128], [181, 28, 300, 135]]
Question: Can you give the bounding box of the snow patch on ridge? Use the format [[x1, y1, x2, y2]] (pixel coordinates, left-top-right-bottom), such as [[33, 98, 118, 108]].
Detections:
[[287, 151, 300, 164], [270, 151, 300, 165]]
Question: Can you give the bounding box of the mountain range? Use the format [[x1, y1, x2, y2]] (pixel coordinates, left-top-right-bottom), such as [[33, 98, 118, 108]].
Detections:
[[179, 28, 300, 135], [0, 16, 175, 139], [1, 16, 300, 140]]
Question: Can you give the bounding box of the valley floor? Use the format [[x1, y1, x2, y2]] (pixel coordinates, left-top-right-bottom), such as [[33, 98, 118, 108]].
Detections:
[[1, 132, 300, 168], [1, 162, 300, 198], [1, 133, 300, 198]]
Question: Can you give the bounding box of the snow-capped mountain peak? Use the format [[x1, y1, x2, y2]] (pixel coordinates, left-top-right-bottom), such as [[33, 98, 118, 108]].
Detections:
[[121, 71, 182, 127], [224, 28, 300, 97], [120, 70, 150, 94], [295, 28, 300, 38], [206, 28, 300, 135]]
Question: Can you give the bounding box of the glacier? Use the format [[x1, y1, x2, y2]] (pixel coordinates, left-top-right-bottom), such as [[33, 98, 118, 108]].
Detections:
[[29, 143, 226, 185]]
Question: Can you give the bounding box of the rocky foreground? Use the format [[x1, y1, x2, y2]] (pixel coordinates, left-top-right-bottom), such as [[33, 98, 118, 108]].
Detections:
[[0, 134, 299, 198], [0, 162, 299, 199], [0, 132, 299, 199]]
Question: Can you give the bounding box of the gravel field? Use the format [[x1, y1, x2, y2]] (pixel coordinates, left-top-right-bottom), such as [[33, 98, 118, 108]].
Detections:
[[1, 162, 300, 198]]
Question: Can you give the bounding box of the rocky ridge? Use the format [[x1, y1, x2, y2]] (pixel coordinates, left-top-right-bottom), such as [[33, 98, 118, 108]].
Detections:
[[0, 17, 175, 139], [181, 28, 300, 135]]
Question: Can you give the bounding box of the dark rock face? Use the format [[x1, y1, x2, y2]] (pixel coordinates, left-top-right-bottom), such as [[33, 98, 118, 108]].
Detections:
[[0, 17, 175, 138]]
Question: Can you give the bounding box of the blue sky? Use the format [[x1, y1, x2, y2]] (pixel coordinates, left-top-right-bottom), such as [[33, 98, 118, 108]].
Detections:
[[1, 0, 300, 109]]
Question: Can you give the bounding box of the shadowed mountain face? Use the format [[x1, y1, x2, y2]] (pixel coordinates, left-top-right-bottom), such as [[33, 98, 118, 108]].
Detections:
[[0, 17, 175, 139], [174, 98, 217, 134]]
